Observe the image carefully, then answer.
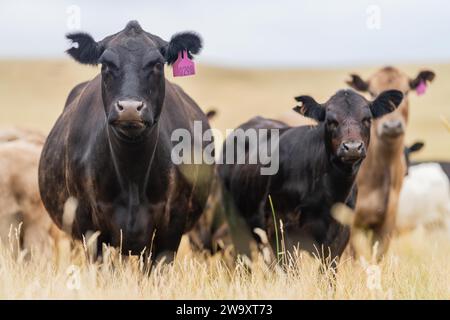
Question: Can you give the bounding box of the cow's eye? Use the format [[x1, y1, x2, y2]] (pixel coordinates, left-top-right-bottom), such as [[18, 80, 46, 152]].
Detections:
[[103, 62, 119, 75], [363, 117, 372, 127], [154, 62, 163, 70], [144, 61, 163, 72], [327, 119, 338, 130]]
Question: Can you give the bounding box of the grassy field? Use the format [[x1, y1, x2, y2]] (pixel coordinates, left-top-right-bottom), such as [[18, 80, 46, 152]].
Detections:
[[0, 229, 449, 299], [0, 60, 449, 299]]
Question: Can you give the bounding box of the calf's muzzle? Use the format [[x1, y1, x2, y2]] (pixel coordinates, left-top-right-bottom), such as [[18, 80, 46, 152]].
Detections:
[[380, 120, 404, 138]]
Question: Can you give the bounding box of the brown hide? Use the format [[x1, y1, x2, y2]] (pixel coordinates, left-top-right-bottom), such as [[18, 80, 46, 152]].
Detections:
[[0, 129, 65, 257], [348, 67, 435, 260]]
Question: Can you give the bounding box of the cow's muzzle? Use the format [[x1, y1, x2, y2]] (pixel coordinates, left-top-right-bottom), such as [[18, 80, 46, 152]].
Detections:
[[337, 140, 366, 163], [110, 100, 149, 138], [380, 120, 404, 139]]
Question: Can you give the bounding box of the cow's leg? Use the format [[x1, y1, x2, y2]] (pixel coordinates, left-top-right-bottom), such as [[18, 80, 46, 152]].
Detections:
[[188, 178, 229, 253], [0, 187, 22, 253], [22, 214, 54, 259], [221, 185, 256, 259], [318, 218, 350, 284], [296, 216, 349, 284], [152, 222, 185, 265], [148, 234, 183, 276], [372, 233, 389, 262], [349, 224, 373, 260], [371, 191, 398, 261], [371, 227, 393, 262], [94, 233, 113, 262], [0, 211, 22, 251], [65, 203, 111, 261]]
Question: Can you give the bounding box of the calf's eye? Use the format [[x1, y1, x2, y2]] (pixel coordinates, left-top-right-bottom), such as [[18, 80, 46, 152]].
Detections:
[[328, 120, 338, 130], [363, 118, 372, 127]]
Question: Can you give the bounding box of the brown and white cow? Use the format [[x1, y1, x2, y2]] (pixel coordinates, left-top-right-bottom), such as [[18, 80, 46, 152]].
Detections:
[[346, 66, 435, 260]]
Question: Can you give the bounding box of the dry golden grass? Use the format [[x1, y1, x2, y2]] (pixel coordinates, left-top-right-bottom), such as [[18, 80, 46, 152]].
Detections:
[[0, 60, 450, 299], [0, 229, 449, 299]]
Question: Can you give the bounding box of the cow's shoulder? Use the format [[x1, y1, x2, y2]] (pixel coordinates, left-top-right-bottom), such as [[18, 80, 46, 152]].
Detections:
[[234, 116, 290, 133], [165, 80, 202, 113], [64, 81, 90, 110], [47, 75, 105, 169], [161, 80, 209, 133]]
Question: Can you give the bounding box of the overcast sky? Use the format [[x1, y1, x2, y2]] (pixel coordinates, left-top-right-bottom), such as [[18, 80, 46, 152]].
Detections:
[[0, 0, 449, 67]]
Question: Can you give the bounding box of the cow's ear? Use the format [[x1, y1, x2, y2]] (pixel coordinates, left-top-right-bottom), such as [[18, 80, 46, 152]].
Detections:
[[346, 74, 369, 92], [293, 96, 325, 122], [370, 90, 403, 119], [165, 32, 202, 65], [409, 70, 435, 89], [66, 32, 104, 65], [408, 141, 425, 153]]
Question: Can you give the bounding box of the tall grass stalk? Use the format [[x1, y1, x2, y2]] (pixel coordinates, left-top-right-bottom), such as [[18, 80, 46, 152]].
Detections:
[[268, 194, 282, 263]]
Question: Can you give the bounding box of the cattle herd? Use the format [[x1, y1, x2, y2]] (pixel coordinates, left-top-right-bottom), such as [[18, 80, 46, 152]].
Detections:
[[0, 21, 448, 275]]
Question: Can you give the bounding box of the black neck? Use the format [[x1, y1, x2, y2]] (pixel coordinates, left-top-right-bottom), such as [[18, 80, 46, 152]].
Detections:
[[106, 123, 161, 195]]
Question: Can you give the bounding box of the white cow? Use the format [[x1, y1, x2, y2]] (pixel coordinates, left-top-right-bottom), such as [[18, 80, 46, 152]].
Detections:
[[397, 163, 450, 232]]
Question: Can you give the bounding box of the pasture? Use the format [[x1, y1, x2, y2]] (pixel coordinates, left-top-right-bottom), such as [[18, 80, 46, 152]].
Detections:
[[0, 60, 449, 299]]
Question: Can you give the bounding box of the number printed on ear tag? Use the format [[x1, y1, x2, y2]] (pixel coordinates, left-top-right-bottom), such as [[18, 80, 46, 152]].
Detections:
[[173, 50, 196, 77]]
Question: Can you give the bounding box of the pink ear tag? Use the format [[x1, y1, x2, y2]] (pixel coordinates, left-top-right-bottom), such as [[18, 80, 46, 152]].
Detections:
[[416, 80, 427, 96], [173, 50, 196, 77]]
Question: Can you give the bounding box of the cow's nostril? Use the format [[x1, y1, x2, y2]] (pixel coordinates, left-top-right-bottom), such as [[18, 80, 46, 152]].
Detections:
[[357, 142, 363, 151], [116, 100, 144, 112], [342, 142, 363, 153], [384, 121, 402, 130]]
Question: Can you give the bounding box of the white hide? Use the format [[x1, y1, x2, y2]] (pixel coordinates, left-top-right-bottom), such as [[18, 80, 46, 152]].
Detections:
[[397, 163, 450, 232]]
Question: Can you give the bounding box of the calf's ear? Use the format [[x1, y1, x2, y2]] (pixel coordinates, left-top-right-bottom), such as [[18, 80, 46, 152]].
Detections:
[[165, 32, 202, 65], [370, 90, 403, 119], [408, 141, 425, 153], [346, 74, 369, 92], [409, 70, 435, 89], [66, 32, 104, 65], [293, 96, 325, 122]]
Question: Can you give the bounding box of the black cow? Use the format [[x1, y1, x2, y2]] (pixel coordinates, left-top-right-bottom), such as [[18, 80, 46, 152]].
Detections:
[[404, 141, 450, 179], [404, 141, 425, 172], [38, 21, 214, 261], [218, 89, 403, 270]]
